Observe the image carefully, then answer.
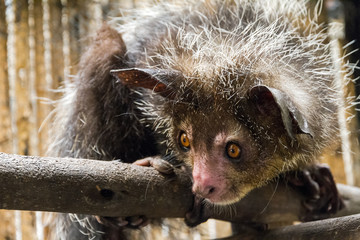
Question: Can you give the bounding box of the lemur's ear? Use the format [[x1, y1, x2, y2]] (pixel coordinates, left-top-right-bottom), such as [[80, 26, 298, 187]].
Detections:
[[248, 85, 313, 140], [111, 68, 180, 99]]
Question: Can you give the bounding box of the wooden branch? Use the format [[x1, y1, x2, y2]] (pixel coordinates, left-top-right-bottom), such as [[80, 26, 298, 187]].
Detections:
[[0, 152, 360, 227], [0, 152, 193, 218], [262, 213, 360, 240], [227, 213, 360, 240]]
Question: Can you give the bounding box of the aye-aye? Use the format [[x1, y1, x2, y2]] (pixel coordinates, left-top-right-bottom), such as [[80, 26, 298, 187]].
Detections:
[[49, 0, 348, 238]]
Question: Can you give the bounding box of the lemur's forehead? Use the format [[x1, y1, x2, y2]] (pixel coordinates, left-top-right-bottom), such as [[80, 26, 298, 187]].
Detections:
[[176, 112, 245, 147]]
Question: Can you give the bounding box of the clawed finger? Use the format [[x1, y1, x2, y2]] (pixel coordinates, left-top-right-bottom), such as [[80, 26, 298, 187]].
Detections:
[[133, 157, 174, 175]]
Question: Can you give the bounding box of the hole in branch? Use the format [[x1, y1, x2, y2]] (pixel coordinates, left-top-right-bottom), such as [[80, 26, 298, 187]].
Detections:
[[100, 189, 115, 201]]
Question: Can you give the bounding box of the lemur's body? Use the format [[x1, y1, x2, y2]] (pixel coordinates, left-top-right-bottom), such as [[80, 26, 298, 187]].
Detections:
[[49, 0, 345, 239]]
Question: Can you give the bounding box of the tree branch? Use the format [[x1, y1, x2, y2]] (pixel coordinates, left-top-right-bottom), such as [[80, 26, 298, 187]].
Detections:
[[0, 152, 360, 227], [227, 213, 360, 240]]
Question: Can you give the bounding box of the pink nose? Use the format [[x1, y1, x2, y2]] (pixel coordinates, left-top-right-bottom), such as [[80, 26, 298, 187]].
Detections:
[[192, 159, 223, 200], [192, 169, 218, 199], [192, 183, 217, 199]]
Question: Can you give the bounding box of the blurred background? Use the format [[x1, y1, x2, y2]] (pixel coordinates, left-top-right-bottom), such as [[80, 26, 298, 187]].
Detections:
[[0, 0, 359, 239]]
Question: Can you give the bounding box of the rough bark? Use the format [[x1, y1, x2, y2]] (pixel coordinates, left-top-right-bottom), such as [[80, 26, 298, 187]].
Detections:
[[226, 213, 360, 240], [0, 152, 359, 225]]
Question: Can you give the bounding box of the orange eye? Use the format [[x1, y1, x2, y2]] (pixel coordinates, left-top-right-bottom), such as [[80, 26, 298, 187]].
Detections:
[[179, 131, 190, 150], [226, 142, 241, 159]]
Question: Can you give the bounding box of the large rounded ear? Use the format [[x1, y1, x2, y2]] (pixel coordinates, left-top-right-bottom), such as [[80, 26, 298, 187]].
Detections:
[[110, 68, 180, 99], [248, 85, 313, 140]]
